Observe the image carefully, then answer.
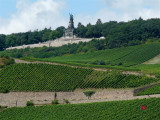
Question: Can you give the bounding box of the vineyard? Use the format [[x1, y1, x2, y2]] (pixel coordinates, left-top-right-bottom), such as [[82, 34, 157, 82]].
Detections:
[[0, 98, 160, 120], [32, 42, 160, 67], [0, 63, 159, 91], [136, 84, 160, 96]]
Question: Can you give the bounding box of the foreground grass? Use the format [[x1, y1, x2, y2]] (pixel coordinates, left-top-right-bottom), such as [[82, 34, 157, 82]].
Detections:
[[0, 98, 160, 120]]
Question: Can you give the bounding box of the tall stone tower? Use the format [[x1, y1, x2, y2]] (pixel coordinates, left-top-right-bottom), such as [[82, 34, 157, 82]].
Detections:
[[64, 14, 75, 38]]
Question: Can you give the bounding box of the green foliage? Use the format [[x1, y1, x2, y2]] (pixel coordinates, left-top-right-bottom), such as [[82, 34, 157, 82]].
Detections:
[[26, 101, 34, 107], [49, 30, 60, 40], [52, 100, 59, 105], [92, 60, 106, 65], [0, 98, 160, 120], [0, 28, 64, 49], [63, 99, 70, 104], [83, 91, 96, 99], [0, 34, 6, 51], [0, 89, 10, 94], [0, 56, 15, 68]]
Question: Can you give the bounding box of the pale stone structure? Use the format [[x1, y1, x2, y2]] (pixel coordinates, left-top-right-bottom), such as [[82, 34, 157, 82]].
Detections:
[[64, 14, 75, 38]]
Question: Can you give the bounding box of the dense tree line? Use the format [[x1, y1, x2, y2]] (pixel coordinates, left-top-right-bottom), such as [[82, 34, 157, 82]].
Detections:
[[0, 26, 65, 50], [1, 18, 160, 52], [75, 18, 160, 48]]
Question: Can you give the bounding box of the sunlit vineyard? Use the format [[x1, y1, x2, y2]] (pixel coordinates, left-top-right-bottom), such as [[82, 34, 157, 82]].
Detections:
[[0, 63, 158, 91], [0, 98, 160, 120], [32, 42, 160, 67]]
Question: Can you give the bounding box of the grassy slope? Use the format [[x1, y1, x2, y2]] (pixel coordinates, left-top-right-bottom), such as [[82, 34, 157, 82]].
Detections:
[[0, 98, 160, 120], [36, 42, 160, 67], [0, 63, 158, 91]]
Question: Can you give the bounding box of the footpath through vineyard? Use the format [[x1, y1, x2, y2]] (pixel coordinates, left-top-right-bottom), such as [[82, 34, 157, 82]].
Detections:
[[0, 59, 158, 107]]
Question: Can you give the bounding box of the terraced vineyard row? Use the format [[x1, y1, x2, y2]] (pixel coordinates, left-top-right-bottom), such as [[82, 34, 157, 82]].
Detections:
[[0, 63, 159, 91], [0, 98, 160, 120]]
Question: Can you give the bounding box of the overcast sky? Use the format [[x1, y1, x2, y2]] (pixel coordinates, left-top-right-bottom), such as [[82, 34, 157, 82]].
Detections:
[[0, 0, 160, 34]]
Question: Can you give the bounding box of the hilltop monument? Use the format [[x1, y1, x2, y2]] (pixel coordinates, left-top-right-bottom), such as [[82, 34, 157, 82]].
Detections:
[[64, 14, 75, 38]]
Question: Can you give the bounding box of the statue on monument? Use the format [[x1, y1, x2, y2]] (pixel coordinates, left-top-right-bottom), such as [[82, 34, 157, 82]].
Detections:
[[64, 13, 75, 38], [70, 13, 73, 22]]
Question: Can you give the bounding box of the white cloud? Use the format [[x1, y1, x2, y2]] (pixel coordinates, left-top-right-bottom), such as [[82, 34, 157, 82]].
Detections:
[[0, 0, 67, 34], [75, 0, 160, 26], [1, 0, 160, 34]]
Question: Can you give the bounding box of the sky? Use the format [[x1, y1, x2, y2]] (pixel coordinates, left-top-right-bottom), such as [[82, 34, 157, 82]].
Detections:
[[0, 0, 160, 34]]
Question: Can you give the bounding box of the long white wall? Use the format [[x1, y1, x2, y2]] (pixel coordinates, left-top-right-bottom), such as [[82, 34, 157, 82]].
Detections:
[[6, 37, 93, 50]]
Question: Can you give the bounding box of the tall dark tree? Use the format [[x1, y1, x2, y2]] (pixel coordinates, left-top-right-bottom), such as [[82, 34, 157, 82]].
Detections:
[[0, 34, 6, 51], [96, 19, 102, 25]]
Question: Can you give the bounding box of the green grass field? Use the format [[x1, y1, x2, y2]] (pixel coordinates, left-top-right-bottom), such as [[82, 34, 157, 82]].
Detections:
[[0, 63, 158, 92], [0, 98, 160, 120]]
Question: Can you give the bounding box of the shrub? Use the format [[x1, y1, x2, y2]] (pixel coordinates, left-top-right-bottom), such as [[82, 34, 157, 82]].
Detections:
[[52, 100, 59, 105], [83, 91, 96, 99], [91, 60, 106, 65], [3, 106, 7, 108], [117, 62, 123, 66], [0, 89, 10, 94], [26, 101, 34, 106], [99, 60, 106, 65], [63, 99, 70, 104]]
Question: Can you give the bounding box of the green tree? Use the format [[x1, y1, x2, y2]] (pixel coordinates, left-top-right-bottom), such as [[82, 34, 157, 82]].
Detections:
[[0, 35, 6, 51], [96, 19, 102, 25], [49, 30, 60, 40]]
